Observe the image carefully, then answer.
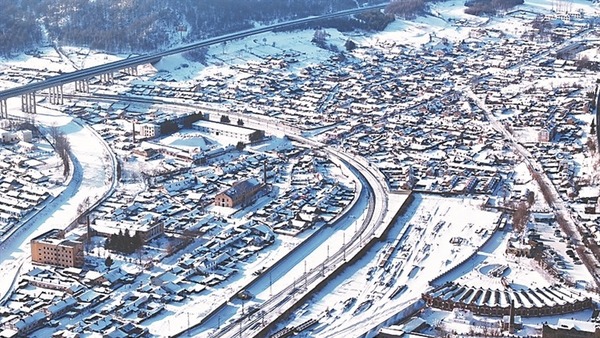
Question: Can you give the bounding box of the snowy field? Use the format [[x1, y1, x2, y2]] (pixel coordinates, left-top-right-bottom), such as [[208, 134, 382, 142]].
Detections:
[[1, 0, 600, 336], [277, 194, 502, 337]]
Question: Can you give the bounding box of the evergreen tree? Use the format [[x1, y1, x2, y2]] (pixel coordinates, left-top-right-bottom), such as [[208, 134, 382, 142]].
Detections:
[[117, 229, 125, 251], [125, 229, 134, 253], [104, 228, 144, 254], [160, 120, 179, 135], [182, 112, 204, 128], [596, 90, 600, 147], [133, 231, 143, 248], [345, 39, 357, 51], [105, 256, 114, 269]]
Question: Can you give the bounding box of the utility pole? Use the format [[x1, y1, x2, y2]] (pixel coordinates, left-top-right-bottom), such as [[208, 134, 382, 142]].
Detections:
[[187, 312, 190, 337], [304, 260, 307, 289], [343, 232, 346, 261]]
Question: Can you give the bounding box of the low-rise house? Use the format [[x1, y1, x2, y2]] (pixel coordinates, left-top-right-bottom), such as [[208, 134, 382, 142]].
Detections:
[[44, 297, 77, 319], [542, 319, 600, 338], [8, 311, 46, 335], [0, 129, 18, 144]]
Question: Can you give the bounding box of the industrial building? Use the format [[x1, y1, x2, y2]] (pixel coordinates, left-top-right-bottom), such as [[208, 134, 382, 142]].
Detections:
[[542, 319, 600, 338], [214, 178, 264, 208], [192, 120, 264, 143], [30, 229, 84, 268]]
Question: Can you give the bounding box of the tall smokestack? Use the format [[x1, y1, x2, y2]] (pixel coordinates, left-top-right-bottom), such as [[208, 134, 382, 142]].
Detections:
[[509, 299, 515, 333], [132, 121, 136, 143], [86, 215, 91, 243], [263, 161, 267, 184]]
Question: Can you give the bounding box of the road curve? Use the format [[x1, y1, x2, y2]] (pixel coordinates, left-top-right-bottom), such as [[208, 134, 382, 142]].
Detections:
[[206, 134, 390, 338], [0, 109, 116, 303]]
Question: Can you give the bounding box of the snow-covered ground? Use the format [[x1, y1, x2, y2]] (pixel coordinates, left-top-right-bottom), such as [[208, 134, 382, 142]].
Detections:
[[1, 0, 600, 336], [275, 194, 501, 337], [0, 104, 114, 303]]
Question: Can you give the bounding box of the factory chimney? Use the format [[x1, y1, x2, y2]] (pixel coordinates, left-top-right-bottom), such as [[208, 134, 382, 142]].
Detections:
[[263, 161, 268, 184], [132, 121, 136, 143], [509, 299, 515, 333]]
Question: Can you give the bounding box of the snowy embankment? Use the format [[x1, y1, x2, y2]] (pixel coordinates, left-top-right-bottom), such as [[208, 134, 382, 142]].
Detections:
[[0, 104, 114, 302]]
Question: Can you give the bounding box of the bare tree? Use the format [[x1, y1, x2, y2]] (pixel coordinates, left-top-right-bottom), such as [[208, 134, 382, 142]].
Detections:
[[527, 190, 535, 206], [587, 137, 597, 154], [77, 196, 91, 223], [48, 126, 71, 177], [512, 201, 530, 234]]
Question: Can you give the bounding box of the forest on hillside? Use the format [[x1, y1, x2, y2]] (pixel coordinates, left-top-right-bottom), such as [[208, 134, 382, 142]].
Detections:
[[0, 0, 388, 56]]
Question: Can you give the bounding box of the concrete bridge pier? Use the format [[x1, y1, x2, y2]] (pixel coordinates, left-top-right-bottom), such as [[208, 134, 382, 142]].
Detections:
[[75, 79, 90, 93], [100, 72, 114, 84], [48, 85, 64, 105], [21, 92, 36, 114], [0, 99, 7, 118], [122, 66, 138, 76]]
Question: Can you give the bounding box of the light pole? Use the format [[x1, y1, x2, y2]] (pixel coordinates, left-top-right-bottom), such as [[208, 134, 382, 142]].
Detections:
[[187, 311, 190, 337], [304, 260, 307, 289], [343, 232, 346, 261]]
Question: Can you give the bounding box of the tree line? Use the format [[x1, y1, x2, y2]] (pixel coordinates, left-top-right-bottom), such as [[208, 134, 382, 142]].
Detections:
[[0, 0, 43, 56], [276, 9, 395, 34], [464, 0, 524, 16], [104, 228, 144, 254], [49, 126, 71, 177], [385, 0, 429, 19]]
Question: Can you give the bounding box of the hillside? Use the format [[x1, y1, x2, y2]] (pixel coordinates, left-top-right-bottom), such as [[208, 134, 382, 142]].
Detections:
[[0, 0, 388, 55]]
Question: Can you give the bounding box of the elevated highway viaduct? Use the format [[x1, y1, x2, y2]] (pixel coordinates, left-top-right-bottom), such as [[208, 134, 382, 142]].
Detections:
[[0, 4, 387, 117]]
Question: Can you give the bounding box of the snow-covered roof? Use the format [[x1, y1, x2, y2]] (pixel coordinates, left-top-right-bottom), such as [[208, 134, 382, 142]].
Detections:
[[192, 120, 258, 136], [554, 318, 599, 333]]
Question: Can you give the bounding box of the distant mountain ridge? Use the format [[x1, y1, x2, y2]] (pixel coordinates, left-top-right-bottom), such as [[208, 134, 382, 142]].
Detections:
[[0, 0, 387, 56]]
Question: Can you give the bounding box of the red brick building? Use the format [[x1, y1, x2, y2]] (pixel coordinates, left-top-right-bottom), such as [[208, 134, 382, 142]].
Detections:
[[214, 178, 263, 208]]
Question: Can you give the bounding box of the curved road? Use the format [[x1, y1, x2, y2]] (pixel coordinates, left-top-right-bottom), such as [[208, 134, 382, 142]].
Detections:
[[0, 106, 116, 303], [204, 134, 390, 338], [53, 91, 393, 337]]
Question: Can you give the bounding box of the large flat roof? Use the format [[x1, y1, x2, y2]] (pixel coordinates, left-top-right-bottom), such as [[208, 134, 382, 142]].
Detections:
[[192, 120, 259, 136], [31, 229, 82, 247]]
